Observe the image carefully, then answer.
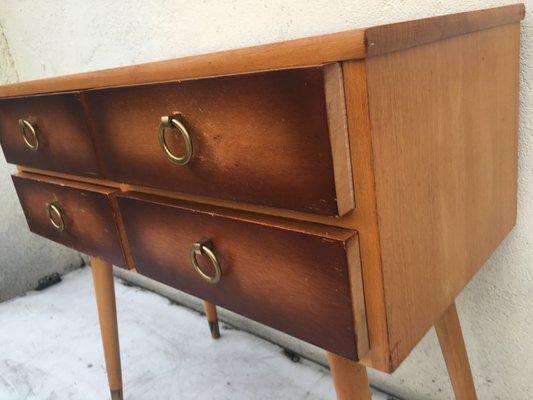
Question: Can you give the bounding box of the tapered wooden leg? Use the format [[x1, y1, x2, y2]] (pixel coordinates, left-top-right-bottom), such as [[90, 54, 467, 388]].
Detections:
[[327, 352, 371, 400], [203, 301, 220, 339], [435, 302, 477, 400], [90, 257, 123, 400]]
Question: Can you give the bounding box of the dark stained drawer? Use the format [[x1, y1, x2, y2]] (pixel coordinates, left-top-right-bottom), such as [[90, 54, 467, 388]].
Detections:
[[85, 64, 353, 216], [12, 173, 125, 267], [116, 191, 368, 360], [0, 93, 101, 177]]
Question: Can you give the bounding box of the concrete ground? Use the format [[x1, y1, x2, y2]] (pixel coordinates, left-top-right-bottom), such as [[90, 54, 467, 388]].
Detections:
[[0, 266, 395, 399]]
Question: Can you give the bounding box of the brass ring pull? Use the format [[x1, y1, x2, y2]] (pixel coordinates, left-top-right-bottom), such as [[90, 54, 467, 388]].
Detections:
[[158, 115, 193, 165], [46, 202, 65, 232], [18, 119, 39, 151], [190, 238, 221, 284]]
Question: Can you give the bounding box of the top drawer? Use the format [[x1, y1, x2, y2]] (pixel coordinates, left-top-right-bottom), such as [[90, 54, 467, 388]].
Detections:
[[0, 92, 101, 177], [85, 64, 354, 216]]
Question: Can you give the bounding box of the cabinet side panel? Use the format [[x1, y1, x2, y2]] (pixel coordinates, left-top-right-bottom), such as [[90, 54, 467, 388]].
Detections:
[[366, 24, 520, 369]]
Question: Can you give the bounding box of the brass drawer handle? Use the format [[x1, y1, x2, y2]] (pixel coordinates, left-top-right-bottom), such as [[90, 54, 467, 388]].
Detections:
[[158, 115, 193, 165], [45, 202, 65, 232], [18, 119, 39, 151], [190, 238, 221, 284]]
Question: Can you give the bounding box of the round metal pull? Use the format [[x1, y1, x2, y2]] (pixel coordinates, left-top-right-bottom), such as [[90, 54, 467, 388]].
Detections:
[[190, 238, 221, 284], [158, 115, 192, 165], [18, 119, 39, 151], [46, 202, 65, 232]]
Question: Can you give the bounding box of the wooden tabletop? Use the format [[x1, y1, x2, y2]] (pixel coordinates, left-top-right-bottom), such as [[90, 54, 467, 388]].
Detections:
[[0, 3, 524, 98]]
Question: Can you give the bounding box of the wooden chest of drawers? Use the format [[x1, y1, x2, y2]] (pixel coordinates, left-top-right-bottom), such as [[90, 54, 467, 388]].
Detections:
[[0, 4, 524, 399]]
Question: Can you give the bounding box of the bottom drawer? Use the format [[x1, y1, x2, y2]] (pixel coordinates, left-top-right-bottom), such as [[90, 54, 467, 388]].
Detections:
[[12, 172, 126, 267], [117, 191, 368, 360]]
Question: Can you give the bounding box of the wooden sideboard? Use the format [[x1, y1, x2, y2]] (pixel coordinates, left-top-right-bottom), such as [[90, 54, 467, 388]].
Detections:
[[0, 4, 524, 399]]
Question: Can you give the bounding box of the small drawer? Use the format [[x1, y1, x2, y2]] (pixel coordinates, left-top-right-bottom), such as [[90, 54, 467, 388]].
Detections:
[[85, 64, 353, 216], [116, 191, 367, 360], [0, 93, 101, 177], [12, 173, 125, 267]]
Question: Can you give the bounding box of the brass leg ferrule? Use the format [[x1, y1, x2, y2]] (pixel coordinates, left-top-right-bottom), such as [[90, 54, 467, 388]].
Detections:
[[111, 388, 123, 400], [209, 320, 221, 339]]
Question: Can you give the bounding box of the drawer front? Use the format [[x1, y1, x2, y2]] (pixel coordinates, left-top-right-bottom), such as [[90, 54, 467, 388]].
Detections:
[[117, 192, 366, 360], [0, 93, 101, 177], [12, 173, 125, 267], [86, 64, 353, 216]]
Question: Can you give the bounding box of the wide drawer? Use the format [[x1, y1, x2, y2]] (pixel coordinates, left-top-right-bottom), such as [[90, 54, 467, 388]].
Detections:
[[0, 93, 101, 177], [86, 64, 353, 216], [12, 173, 125, 267], [116, 191, 367, 360]]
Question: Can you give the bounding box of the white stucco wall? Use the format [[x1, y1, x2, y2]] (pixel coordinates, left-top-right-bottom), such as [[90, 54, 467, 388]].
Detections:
[[0, 24, 82, 301], [0, 1, 531, 398]]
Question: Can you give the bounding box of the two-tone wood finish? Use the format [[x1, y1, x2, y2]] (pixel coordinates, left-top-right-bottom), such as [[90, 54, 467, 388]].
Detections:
[[12, 172, 125, 267], [116, 191, 367, 360], [3, 5, 523, 375], [0, 4, 525, 399], [0, 93, 101, 177], [85, 64, 352, 216]]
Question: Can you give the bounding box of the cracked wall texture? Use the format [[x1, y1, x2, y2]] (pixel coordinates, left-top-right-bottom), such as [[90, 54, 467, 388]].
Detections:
[[0, 1, 531, 398], [0, 24, 82, 302]]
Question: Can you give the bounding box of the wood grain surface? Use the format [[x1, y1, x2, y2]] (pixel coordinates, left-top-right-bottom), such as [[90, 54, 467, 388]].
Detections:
[[12, 172, 126, 267], [85, 65, 352, 216], [116, 191, 365, 360], [0, 93, 101, 177], [0, 5, 523, 98], [365, 23, 520, 369], [365, 3, 525, 57]]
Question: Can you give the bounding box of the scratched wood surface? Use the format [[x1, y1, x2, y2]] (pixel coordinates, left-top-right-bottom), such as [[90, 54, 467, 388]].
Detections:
[[12, 172, 126, 267], [0, 93, 101, 177], [84, 65, 352, 216], [116, 191, 366, 360]]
